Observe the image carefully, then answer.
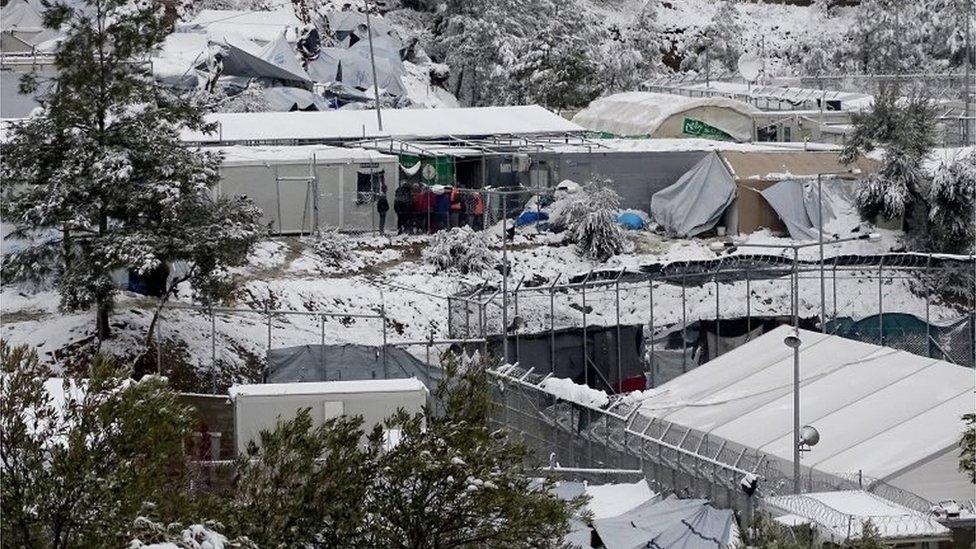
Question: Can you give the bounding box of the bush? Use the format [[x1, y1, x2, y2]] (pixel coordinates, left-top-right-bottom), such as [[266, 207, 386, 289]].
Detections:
[[554, 180, 625, 261], [854, 150, 924, 221], [423, 226, 497, 274], [308, 228, 353, 265], [928, 151, 975, 254]]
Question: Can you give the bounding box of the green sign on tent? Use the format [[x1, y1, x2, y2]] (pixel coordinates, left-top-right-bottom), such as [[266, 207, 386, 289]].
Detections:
[[682, 118, 734, 141]]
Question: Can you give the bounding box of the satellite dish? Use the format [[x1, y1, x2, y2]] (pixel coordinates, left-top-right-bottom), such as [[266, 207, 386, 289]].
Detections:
[[737, 53, 761, 83]]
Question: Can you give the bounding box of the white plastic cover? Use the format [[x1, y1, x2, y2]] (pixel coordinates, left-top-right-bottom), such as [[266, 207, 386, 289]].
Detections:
[[761, 178, 861, 240], [650, 152, 735, 237]]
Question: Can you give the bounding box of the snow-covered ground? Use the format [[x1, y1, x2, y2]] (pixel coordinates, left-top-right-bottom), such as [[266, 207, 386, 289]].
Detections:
[[2, 218, 966, 383]]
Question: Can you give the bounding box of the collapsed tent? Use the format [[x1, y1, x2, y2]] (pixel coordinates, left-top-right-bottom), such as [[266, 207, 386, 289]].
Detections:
[[573, 92, 757, 142], [178, 8, 303, 44], [261, 86, 328, 111], [650, 152, 735, 237], [216, 33, 312, 87], [591, 495, 739, 549], [307, 45, 406, 96], [1, 0, 60, 53]]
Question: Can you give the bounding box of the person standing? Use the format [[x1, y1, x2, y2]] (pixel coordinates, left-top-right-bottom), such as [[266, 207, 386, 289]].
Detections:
[[376, 187, 389, 235], [472, 191, 485, 230], [394, 183, 410, 234], [449, 185, 462, 228]]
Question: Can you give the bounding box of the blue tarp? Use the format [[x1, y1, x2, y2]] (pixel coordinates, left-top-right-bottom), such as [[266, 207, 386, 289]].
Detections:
[[516, 210, 549, 227], [617, 211, 646, 230]]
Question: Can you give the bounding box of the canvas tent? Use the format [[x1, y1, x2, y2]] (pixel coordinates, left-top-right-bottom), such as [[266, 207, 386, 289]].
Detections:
[[216, 33, 312, 87], [177, 9, 303, 44], [631, 326, 974, 502], [0, 0, 58, 53], [573, 92, 758, 142], [590, 495, 739, 549], [216, 144, 398, 233], [650, 150, 876, 237]]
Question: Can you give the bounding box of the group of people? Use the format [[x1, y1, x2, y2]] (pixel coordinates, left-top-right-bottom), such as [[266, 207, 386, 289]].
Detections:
[[380, 183, 486, 235]]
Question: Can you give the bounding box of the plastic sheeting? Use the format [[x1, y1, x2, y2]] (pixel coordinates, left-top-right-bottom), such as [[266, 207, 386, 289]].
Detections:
[[218, 33, 311, 84], [261, 86, 328, 111], [760, 178, 862, 240], [650, 153, 735, 237], [593, 496, 738, 549], [266, 344, 442, 388]]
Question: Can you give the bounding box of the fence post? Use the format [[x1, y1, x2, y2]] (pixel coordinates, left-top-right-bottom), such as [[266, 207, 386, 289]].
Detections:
[[714, 272, 721, 357], [320, 314, 327, 381], [266, 303, 272, 356], [878, 257, 884, 346], [549, 276, 559, 375], [582, 279, 588, 388], [649, 277, 655, 387], [156, 309, 163, 375], [926, 254, 932, 358], [381, 308, 389, 380], [745, 268, 751, 339], [832, 258, 838, 325], [210, 306, 217, 394], [615, 276, 622, 391], [681, 274, 687, 373]]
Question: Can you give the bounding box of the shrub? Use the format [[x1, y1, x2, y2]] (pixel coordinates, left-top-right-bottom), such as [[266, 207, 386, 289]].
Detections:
[[423, 227, 497, 274]]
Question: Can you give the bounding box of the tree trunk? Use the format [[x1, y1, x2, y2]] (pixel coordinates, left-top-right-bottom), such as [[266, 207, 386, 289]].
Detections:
[[96, 299, 111, 341]]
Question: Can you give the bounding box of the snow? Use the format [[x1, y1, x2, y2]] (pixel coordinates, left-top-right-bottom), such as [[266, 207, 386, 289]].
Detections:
[[539, 376, 609, 408], [765, 490, 951, 541], [228, 377, 427, 398], [182, 105, 582, 143], [628, 326, 974, 502], [584, 480, 657, 519], [216, 144, 398, 166], [177, 8, 304, 44]]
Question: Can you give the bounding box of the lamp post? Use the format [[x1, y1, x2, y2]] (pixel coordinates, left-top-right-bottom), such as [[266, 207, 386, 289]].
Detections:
[[710, 233, 876, 493]]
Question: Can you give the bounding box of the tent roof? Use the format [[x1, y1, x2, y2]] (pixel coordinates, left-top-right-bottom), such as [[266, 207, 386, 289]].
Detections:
[[184, 105, 583, 143], [216, 144, 397, 166], [1, 0, 44, 32], [764, 490, 950, 541], [572, 91, 757, 138], [718, 150, 877, 181], [634, 326, 973, 501], [593, 495, 739, 549]]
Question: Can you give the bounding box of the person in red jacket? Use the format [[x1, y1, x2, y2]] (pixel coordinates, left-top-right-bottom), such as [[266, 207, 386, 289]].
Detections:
[[471, 191, 485, 231]]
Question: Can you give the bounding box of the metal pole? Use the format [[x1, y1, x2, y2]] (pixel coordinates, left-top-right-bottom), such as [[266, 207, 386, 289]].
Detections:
[[714, 272, 721, 357], [582, 280, 588, 387], [320, 314, 327, 380], [266, 304, 272, 356], [363, 0, 383, 131], [550, 275, 560, 375], [793, 247, 799, 329], [878, 257, 884, 346], [681, 274, 687, 372], [818, 175, 826, 333], [649, 278, 655, 387], [745, 269, 751, 339], [156, 310, 162, 375], [832, 258, 838, 324], [502, 193, 509, 364], [793, 339, 801, 494], [615, 278, 622, 391], [211, 307, 217, 393], [381, 306, 388, 379], [926, 254, 932, 358]]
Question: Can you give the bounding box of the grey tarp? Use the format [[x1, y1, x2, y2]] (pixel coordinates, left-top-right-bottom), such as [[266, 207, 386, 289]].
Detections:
[[593, 496, 738, 549], [267, 344, 442, 388], [760, 178, 854, 240], [650, 152, 736, 237], [307, 45, 406, 96], [218, 34, 311, 84], [261, 86, 328, 111]]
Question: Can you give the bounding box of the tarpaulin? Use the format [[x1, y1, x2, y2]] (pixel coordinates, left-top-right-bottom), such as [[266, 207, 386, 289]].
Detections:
[[650, 152, 735, 237]]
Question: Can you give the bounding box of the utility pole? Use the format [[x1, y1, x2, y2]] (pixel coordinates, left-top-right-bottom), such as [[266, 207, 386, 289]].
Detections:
[[363, 0, 383, 132]]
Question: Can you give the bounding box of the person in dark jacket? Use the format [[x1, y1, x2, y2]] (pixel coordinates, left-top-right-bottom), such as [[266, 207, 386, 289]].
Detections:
[[394, 183, 411, 234], [376, 187, 389, 235], [434, 188, 450, 232]]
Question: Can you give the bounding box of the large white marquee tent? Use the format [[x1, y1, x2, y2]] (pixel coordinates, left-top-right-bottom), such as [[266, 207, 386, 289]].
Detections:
[[632, 325, 974, 502]]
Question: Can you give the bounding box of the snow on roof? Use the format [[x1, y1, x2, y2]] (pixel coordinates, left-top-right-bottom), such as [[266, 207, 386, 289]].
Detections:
[[1, 0, 44, 32], [177, 8, 303, 44], [765, 490, 951, 541], [719, 150, 877, 180], [183, 105, 583, 144], [631, 326, 973, 502], [584, 480, 657, 519], [216, 144, 398, 166], [229, 377, 427, 399], [553, 137, 841, 154], [572, 91, 757, 138]]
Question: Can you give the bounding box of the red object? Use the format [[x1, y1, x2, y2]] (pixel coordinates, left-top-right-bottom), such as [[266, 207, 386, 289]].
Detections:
[[617, 375, 646, 393]]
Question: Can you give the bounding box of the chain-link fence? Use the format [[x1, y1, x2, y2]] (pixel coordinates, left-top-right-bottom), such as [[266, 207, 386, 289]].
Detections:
[[450, 254, 976, 389]]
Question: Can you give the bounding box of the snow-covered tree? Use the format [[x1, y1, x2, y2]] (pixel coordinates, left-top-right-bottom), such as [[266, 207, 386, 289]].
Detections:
[[423, 226, 497, 274], [842, 86, 937, 163], [1, 343, 195, 547], [552, 180, 626, 261], [961, 413, 976, 484], [599, 2, 667, 92], [679, 0, 743, 79], [928, 151, 976, 254], [361, 354, 587, 547], [129, 517, 251, 549], [308, 227, 354, 265], [0, 0, 264, 342], [854, 151, 926, 221]]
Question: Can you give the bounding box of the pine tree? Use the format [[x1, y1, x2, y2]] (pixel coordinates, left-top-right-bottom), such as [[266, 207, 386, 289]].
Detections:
[[961, 413, 976, 484], [928, 151, 976, 254], [0, 0, 265, 343], [554, 179, 626, 261], [679, 0, 743, 79], [600, 2, 666, 93], [0, 343, 195, 547]]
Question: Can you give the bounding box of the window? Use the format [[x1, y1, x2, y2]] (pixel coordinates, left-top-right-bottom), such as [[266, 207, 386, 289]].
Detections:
[[356, 168, 385, 204]]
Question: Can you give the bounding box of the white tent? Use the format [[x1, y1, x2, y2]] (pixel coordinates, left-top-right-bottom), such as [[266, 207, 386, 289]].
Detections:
[[178, 8, 303, 44], [573, 92, 757, 142], [649, 152, 735, 237], [632, 326, 974, 502]]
